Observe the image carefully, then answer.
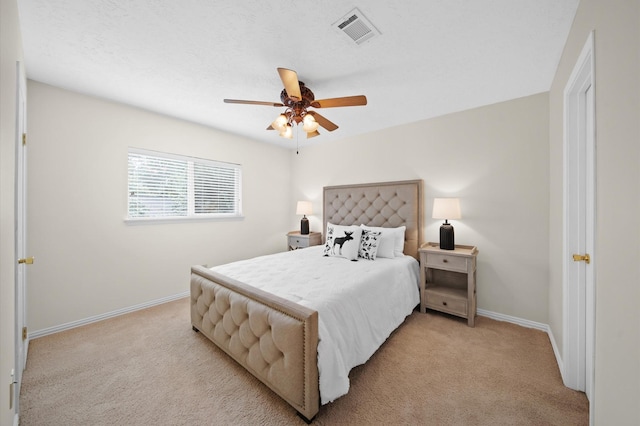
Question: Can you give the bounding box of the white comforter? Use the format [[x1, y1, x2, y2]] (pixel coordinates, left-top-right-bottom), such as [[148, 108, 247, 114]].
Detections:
[[211, 245, 420, 404]]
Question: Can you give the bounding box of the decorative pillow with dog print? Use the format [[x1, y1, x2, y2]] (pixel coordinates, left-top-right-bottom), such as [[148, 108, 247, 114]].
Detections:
[[323, 223, 362, 261]]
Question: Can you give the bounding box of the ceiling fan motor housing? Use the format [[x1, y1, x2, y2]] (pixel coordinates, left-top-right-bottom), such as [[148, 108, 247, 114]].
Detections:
[[281, 82, 315, 106], [281, 82, 315, 123]]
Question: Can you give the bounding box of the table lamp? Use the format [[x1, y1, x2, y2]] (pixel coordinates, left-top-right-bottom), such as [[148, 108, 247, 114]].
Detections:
[[296, 201, 313, 235], [432, 198, 461, 250]]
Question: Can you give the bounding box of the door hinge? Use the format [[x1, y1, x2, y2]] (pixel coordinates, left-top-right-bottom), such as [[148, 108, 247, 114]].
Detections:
[[22, 326, 27, 341], [22, 133, 26, 146]]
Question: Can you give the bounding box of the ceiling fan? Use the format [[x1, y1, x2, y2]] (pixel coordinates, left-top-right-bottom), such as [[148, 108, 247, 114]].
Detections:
[[224, 68, 367, 139]]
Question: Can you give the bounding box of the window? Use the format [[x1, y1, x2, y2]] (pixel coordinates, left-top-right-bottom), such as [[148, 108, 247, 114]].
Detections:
[[127, 148, 242, 221]]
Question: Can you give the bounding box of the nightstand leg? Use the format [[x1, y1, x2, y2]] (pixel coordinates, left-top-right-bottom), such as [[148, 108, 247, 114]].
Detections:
[[467, 269, 476, 327], [419, 263, 426, 313]]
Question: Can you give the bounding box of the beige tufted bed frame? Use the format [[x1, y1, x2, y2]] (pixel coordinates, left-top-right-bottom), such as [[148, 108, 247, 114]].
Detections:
[[190, 180, 423, 422]]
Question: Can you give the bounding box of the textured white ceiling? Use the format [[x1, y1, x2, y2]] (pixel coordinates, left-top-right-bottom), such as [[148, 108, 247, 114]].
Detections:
[[17, 0, 579, 149]]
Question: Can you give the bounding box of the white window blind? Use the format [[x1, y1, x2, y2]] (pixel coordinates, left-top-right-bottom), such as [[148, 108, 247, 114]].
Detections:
[[128, 148, 242, 220]]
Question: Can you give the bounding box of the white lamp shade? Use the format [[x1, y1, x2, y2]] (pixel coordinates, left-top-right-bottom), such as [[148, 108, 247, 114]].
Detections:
[[432, 198, 461, 220], [296, 201, 313, 216]]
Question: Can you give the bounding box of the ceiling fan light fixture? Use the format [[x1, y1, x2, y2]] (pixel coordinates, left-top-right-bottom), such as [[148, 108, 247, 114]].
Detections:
[[280, 124, 293, 139], [272, 113, 288, 131], [302, 114, 320, 132]]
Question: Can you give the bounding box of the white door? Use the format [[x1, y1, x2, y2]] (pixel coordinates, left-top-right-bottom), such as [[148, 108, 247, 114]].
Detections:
[[14, 61, 29, 414], [563, 31, 595, 406]]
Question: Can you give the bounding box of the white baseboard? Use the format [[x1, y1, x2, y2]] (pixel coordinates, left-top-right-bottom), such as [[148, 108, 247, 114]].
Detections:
[[546, 324, 564, 379], [477, 308, 548, 332], [28, 298, 567, 383], [478, 308, 564, 377], [29, 291, 189, 339]]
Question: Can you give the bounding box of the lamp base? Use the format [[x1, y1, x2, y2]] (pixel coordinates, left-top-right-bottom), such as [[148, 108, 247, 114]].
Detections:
[[439, 223, 455, 250], [300, 216, 309, 235]]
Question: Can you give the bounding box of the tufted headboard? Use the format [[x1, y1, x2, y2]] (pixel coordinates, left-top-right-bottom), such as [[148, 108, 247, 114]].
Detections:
[[323, 180, 424, 259]]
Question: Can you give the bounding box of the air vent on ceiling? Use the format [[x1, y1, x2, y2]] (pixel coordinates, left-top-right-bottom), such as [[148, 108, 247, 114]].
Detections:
[[333, 8, 380, 45]]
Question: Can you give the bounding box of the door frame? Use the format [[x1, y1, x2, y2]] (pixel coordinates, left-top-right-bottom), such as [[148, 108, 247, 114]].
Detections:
[[14, 60, 28, 416], [562, 30, 596, 407]]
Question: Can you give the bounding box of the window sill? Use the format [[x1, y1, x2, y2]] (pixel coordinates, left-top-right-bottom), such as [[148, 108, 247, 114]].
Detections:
[[124, 214, 244, 225]]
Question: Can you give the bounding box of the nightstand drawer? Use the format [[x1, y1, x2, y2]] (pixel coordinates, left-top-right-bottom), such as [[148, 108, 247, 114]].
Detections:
[[425, 252, 468, 273], [425, 287, 467, 317], [287, 231, 322, 250], [289, 237, 310, 248]]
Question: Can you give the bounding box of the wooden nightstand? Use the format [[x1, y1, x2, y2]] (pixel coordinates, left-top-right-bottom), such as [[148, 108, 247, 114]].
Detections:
[[287, 231, 322, 250], [419, 242, 478, 327]]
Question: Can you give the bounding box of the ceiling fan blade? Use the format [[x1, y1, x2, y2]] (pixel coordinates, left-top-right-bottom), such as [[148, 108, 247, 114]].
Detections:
[[277, 68, 302, 101], [306, 130, 321, 139], [310, 95, 367, 108], [224, 99, 284, 107], [307, 111, 338, 132]]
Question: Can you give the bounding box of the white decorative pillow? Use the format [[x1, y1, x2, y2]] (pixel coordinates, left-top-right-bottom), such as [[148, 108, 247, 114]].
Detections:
[[392, 225, 406, 257], [360, 225, 406, 258], [323, 223, 362, 261], [358, 229, 381, 260]]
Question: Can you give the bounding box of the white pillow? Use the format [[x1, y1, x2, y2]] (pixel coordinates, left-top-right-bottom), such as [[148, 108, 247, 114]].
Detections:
[[391, 225, 406, 257], [323, 223, 362, 261], [358, 229, 381, 260], [360, 225, 406, 258]]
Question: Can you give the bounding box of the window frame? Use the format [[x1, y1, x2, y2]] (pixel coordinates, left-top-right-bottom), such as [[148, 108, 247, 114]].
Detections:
[[126, 147, 243, 224]]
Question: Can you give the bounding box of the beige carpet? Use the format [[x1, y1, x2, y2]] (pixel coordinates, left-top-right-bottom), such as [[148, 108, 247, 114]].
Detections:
[[20, 298, 588, 425]]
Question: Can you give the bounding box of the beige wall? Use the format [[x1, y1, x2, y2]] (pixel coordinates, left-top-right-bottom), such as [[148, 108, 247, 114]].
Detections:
[[548, 0, 640, 423], [291, 93, 550, 323], [26, 85, 552, 330], [26, 81, 292, 332], [0, 0, 23, 424]]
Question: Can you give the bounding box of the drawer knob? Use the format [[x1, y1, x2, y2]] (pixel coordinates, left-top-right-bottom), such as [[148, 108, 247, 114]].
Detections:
[[442, 259, 448, 263], [442, 301, 447, 306]]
